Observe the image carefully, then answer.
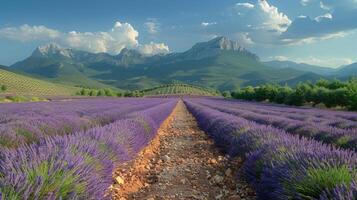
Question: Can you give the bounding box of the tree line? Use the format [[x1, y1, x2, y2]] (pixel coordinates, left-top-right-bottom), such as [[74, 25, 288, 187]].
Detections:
[[231, 78, 357, 111]]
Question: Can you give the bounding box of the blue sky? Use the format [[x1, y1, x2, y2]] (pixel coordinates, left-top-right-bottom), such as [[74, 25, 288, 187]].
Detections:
[[0, 0, 357, 67]]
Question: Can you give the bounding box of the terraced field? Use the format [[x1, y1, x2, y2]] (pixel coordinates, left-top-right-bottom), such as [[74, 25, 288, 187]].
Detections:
[[0, 68, 77, 96]]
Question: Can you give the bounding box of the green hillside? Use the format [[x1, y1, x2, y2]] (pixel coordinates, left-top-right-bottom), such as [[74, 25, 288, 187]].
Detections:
[[141, 84, 220, 96], [0, 68, 78, 96]]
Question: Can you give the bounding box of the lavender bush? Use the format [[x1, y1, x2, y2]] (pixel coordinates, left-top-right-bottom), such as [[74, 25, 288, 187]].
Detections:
[[0, 98, 177, 199], [185, 98, 357, 200], [0, 98, 165, 148], [193, 98, 357, 151]]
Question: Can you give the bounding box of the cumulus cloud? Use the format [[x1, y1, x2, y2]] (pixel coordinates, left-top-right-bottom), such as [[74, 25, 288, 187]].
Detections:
[[144, 19, 160, 34], [0, 21, 169, 55], [201, 22, 217, 27], [231, 0, 357, 46], [64, 21, 139, 54], [236, 0, 291, 33], [234, 32, 254, 47], [138, 42, 169, 55], [282, 0, 357, 41]]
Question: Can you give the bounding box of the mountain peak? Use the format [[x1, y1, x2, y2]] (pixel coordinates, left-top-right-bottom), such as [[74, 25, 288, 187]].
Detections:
[[183, 36, 259, 61], [208, 36, 243, 51], [32, 43, 72, 58], [189, 36, 248, 53]]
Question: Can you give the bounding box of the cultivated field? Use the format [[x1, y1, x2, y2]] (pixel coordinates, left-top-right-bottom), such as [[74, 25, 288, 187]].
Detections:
[[185, 98, 357, 199], [141, 84, 219, 96], [0, 69, 77, 96], [0, 97, 356, 199], [0, 98, 177, 199]]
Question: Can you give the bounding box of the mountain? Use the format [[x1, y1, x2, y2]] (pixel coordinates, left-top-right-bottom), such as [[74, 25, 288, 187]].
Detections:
[[264, 60, 336, 75], [12, 43, 144, 88], [337, 62, 357, 78], [11, 37, 317, 90]]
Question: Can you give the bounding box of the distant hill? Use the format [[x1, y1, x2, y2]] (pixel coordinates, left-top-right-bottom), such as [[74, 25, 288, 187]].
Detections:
[[0, 66, 77, 96], [11, 37, 320, 90], [141, 84, 220, 96], [279, 72, 325, 86], [264, 60, 336, 75], [337, 62, 357, 78]]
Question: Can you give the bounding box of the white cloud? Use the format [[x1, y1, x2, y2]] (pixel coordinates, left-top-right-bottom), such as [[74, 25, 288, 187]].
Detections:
[[138, 42, 169, 55], [236, 2, 255, 9], [281, 31, 349, 45], [295, 56, 353, 68], [320, 1, 332, 10], [234, 32, 254, 47], [0, 24, 61, 42], [0, 21, 169, 55], [314, 13, 333, 22], [236, 0, 291, 33], [201, 22, 217, 27], [257, 0, 292, 33], [268, 55, 353, 68], [144, 19, 160, 34], [300, 0, 311, 6], [283, 0, 357, 42], [64, 21, 139, 54], [272, 55, 289, 61]]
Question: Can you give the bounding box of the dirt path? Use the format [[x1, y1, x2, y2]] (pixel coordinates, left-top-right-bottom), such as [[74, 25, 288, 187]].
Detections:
[[110, 100, 256, 200]]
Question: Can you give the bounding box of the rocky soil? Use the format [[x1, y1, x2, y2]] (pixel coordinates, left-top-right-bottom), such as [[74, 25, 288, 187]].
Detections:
[[110, 100, 256, 200]]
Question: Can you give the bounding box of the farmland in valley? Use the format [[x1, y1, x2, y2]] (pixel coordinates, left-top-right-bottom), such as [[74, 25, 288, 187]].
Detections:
[[141, 84, 220, 96], [0, 68, 77, 96], [0, 97, 356, 199], [0, 98, 177, 199], [184, 97, 357, 199]]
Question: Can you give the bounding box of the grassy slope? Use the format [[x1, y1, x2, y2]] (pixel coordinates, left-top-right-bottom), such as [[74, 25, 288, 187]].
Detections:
[[142, 84, 219, 96], [0, 68, 78, 96]]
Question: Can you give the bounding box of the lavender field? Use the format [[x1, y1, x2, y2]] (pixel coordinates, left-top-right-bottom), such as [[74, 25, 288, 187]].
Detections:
[[0, 98, 177, 199], [1, 97, 357, 199], [185, 97, 357, 199]]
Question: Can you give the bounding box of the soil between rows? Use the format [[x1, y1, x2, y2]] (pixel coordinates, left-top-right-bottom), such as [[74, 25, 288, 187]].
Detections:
[[110, 100, 256, 200]]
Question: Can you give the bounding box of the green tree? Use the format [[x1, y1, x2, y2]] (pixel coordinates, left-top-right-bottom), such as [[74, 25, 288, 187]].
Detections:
[[273, 86, 293, 104], [0, 85, 7, 92], [89, 90, 97, 96], [97, 89, 105, 96], [222, 91, 231, 98]]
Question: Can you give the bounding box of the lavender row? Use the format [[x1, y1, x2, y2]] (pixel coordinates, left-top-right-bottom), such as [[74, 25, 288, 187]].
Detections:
[[184, 99, 357, 200], [194, 98, 357, 151], [0, 99, 177, 199], [204, 98, 357, 129], [0, 98, 164, 148]]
